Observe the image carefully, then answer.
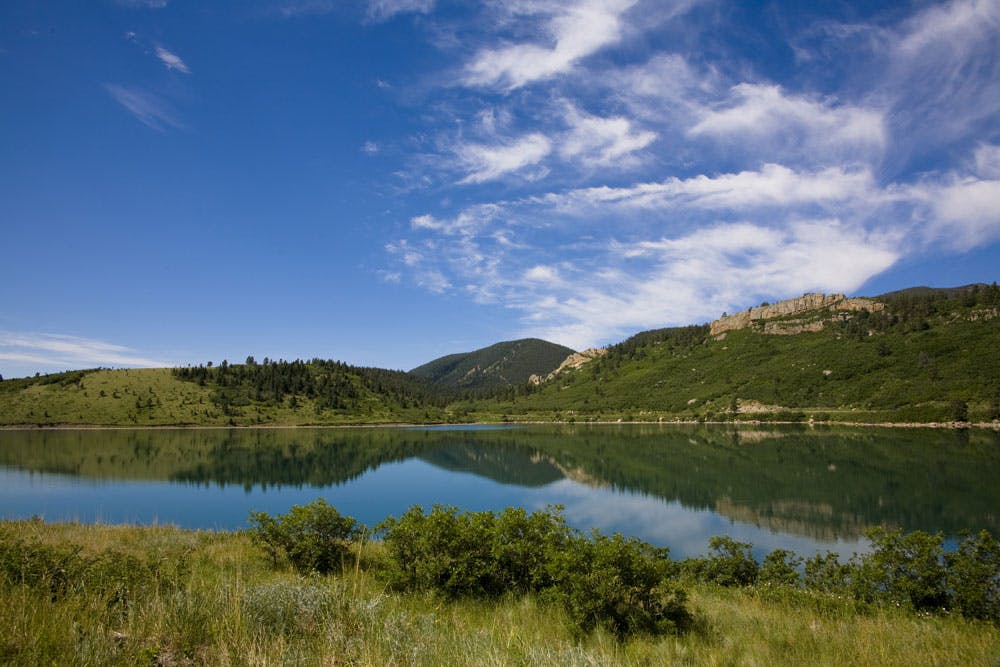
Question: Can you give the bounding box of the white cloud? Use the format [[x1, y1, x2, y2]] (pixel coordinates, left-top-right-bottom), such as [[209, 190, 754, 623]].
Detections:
[[463, 0, 638, 90], [456, 133, 553, 184], [368, 0, 434, 21], [272, 0, 336, 17], [974, 143, 1000, 179], [383, 2, 998, 351], [539, 163, 878, 213], [104, 84, 181, 131], [559, 105, 657, 167], [520, 220, 899, 349], [0, 332, 170, 377], [883, 0, 1000, 160], [909, 177, 1000, 252], [155, 46, 189, 73], [523, 264, 563, 285], [689, 83, 885, 159], [896, 0, 1000, 56], [115, 0, 168, 8], [362, 140, 380, 155]]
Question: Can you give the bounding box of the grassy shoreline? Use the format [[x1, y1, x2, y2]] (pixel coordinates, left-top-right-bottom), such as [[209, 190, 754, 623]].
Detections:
[[3, 418, 999, 430], [2, 519, 998, 666]]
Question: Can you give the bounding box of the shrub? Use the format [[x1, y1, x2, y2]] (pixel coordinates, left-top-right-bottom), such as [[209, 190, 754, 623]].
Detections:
[[377, 505, 499, 597], [854, 528, 948, 611], [377, 505, 690, 638], [685, 536, 759, 587], [946, 530, 1000, 622], [546, 532, 688, 637], [491, 506, 572, 593], [249, 498, 362, 574], [760, 549, 803, 587], [804, 552, 855, 594]]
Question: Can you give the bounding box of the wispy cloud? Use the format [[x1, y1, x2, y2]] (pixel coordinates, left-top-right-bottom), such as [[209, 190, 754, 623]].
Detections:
[[115, 0, 169, 8], [368, 0, 435, 22], [104, 83, 182, 131], [689, 84, 885, 163], [559, 105, 657, 168], [382, 0, 999, 349], [0, 332, 170, 377], [463, 0, 638, 90], [537, 163, 879, 214], [155, 46, 190, 73], [388, 141, 998, 349], [271, 0, 337, 17], [455, 133, 553, 184], [880, 0, 1000, 168]]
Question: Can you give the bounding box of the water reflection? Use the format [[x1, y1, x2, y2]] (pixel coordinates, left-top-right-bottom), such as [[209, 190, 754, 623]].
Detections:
[[1, 425, 997, 558]]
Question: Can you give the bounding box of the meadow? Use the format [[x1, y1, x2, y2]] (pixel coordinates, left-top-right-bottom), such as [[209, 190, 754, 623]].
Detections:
[[2, 507, 997, 666]]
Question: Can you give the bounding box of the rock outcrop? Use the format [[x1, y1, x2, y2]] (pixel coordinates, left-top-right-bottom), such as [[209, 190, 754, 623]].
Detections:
[[529, 347, 607, 384], [710, 293, 884, 336]]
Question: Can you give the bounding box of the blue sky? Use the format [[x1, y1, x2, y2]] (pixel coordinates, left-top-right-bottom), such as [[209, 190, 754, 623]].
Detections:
[[2, 0, 998, 378]]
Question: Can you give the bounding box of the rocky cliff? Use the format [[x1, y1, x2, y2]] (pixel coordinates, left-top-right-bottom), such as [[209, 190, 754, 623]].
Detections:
[[529, 347, 607, 384], [710, 293, 884, 336]]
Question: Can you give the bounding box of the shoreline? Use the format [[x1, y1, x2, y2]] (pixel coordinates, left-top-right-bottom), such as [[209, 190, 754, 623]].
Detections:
[[2, 419, 998, 431]]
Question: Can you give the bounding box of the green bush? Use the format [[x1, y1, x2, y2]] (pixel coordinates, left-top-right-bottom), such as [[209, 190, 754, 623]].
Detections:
[[491, 506, 572, 593], [854, 528, 948, 611], [685, 536, 759, 587], [376, 504, 503, 597], [760, 549, 803, 587], [804, 552, 855, 594], [377, 505, 690, 638], [946, 530, 1000, 622], [546, 532, 688, 637], [249, 498, 362, 574]]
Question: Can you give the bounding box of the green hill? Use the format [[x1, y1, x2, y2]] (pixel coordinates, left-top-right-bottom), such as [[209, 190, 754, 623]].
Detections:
[[0, 360, 455, 427], [410, 338, 574, 391], [462, 284, 1000, 424], [1, 283, 998, 426]]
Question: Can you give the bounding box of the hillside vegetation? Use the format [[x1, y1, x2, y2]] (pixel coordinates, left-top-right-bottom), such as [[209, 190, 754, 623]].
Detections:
[[410, 338, 574, 392], [464, 284, 1000, 424], [1, 284, 998, 426]]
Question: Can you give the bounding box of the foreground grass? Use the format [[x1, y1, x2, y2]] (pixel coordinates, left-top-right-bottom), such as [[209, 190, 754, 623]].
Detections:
[[2, 520, 997, 666]]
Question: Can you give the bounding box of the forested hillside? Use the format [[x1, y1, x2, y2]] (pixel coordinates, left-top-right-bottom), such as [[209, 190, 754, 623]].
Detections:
[[410, 338, 574, 392], [1, 284, 998, 426], [461, 284, 1000, 424]]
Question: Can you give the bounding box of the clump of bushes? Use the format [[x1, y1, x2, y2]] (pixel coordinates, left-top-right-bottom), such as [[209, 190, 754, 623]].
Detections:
[[249, 500, 1000, 633], [377, 504, 691, 637], [682, 536, 759, 586], [249, 498, 361, 574], [682, 527, 999, 622]]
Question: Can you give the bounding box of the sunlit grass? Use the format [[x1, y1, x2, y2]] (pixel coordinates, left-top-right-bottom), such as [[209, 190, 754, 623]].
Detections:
[[1, 520, 997, 665]]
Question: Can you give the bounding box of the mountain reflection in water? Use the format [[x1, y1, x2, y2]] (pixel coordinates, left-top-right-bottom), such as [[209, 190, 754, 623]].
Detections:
[[1, 425, 997, 548]]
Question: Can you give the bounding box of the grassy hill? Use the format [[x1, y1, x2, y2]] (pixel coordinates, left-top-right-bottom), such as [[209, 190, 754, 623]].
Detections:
[[410, 338, 574, 391], [0, 361, 455, 427], [461, 284, 1000, 424], [1, 284, 998, 426]]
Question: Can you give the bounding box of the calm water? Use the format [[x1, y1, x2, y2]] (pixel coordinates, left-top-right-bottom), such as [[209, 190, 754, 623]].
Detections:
[[1, 424, 998, 559]]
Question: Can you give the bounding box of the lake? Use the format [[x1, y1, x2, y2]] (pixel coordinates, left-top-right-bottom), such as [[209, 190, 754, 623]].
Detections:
[[1, 424, 997, 559]]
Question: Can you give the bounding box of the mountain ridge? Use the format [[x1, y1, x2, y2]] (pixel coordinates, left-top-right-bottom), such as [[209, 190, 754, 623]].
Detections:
[[1, 282, 998, 426]]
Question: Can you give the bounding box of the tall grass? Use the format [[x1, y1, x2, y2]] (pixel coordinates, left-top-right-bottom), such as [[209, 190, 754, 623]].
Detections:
[[1, 520, 997, 665]]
